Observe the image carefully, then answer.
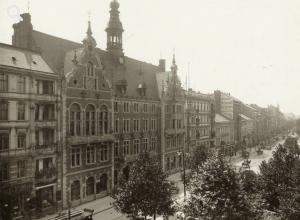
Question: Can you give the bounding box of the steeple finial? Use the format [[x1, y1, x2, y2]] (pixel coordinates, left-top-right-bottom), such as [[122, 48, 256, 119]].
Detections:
[[82, 14, 97, 49], [27, 0, 30, 13], [72, 49, 78, 64], [87, 11, 92, 36], [171, 49, 178, 72]]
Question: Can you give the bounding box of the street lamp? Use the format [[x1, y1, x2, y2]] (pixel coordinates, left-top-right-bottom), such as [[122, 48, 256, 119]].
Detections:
[[67, 188, 71, 220]]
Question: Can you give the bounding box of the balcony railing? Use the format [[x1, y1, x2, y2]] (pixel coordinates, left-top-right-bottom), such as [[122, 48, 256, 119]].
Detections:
[[35, 167, 57, 184], [33, 144, 60, 154], [0, 147, 33, 157]]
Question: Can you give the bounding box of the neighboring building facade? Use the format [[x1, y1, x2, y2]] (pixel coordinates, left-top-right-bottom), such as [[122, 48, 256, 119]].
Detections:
[[240, 113, 254, 147], [156, 56, 186, 174], [214, 90, 242, 148], [215, 113, 233, 147], [185, 89, 215, 154], [0, 42, 63, 216]]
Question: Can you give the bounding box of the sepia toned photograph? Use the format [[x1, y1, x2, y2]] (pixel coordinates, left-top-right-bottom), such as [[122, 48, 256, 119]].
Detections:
[[0, 0, 299, 219]]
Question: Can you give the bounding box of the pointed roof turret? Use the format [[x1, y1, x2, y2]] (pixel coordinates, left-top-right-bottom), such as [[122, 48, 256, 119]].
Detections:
[[82, 18, 97, 50], [171, 53, 178, 73], [106, 0, 124, 56]]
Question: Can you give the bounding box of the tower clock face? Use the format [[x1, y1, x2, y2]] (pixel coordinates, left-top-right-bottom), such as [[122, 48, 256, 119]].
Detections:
[[119, 56, 124, 64]]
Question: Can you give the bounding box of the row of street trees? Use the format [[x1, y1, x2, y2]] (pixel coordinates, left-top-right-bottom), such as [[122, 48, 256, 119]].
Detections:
[[182, 144, 300, 219], [113, 143, 300, 220]]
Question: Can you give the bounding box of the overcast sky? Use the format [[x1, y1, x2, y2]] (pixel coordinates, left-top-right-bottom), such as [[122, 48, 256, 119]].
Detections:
[[1, 0, 300, 114]]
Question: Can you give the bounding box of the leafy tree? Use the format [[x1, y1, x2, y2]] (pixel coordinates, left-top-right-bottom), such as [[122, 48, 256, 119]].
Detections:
[[259, 144, 300, 219], [240, 170, 258, 195], [184, 154, 252, 219], [190, 145, 209, 171], [112, 152, 176, 220]]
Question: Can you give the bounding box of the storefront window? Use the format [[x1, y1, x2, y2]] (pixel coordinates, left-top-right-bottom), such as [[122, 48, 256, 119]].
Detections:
[[71, 181, 80, 201], [86, 177, 95, 196]]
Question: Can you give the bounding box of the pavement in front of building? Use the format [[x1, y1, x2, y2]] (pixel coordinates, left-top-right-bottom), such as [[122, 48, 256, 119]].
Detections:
[[38, 171, 185, 220], [39, 139, 285, 220]]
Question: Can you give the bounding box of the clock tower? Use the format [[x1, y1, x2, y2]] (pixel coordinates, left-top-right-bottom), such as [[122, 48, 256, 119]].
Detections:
[[106, 0, 124, 58]]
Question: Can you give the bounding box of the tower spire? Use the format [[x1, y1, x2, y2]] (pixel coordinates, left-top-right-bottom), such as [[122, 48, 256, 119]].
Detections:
[[87, 11, 92, 36], [106, 0, 124, 56], [171, 51, 178, 73], [82, 16, 96, 51]]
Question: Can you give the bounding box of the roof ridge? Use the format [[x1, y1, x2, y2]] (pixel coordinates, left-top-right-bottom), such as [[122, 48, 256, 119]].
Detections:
[[0, 42, 42, 54]]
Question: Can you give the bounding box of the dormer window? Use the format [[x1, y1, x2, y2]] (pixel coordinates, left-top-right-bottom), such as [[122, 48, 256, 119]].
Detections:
[[87, 62, 94, 76], [12, 57, 17, 64], [116, 78, 127, 95], [137, 83, 146, 97]]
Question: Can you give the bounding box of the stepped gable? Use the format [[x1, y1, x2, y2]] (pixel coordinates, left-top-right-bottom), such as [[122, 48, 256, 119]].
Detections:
[[33, 31, 161, 99]]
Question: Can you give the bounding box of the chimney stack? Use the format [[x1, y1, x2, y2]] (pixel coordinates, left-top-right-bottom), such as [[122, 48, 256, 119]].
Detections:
[[159, 59, 166, 72]]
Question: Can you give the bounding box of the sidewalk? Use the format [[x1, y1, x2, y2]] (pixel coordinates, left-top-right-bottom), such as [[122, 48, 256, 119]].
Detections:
[[39, 172, 185, 220], [38, 196, 114, 220]]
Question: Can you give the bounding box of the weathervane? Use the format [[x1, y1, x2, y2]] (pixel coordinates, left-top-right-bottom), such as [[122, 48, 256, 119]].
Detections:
[[88, 10, 91, 21], [27, 0, 31, 13]]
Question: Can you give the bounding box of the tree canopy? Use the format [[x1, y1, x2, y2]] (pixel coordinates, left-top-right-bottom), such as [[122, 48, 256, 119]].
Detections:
[[112, 152, 177, 219], [184, 154, 252, 220], [259, 144, 300, 219]]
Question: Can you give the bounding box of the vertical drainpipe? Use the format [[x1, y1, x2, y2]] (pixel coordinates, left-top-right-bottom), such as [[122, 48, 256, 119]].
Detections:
[[111, 69, 115, 190]]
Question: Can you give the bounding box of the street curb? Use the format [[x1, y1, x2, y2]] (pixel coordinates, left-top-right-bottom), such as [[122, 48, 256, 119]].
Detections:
[[93, 206, 114, 215]]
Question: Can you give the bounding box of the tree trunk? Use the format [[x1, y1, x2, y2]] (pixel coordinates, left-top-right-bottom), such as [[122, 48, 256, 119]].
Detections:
[[153, 213, 156, 220]]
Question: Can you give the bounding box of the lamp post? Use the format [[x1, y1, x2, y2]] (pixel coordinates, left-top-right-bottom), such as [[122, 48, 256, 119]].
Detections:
[[67, 188, 71, 220], [177, 151, 187, 198]]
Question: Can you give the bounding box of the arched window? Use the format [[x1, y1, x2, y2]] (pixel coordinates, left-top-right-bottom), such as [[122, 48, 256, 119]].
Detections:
[[70, 104, 81, 136], [86, 177, 95, 196], [87, 62, 94, 76], [85, 105, 96, 136], [71, 180, 80, 201], [99, 105, 108, 135]]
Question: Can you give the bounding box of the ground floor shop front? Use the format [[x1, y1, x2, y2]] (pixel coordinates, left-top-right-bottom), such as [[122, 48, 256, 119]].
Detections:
[[66, 167, 112, 208]]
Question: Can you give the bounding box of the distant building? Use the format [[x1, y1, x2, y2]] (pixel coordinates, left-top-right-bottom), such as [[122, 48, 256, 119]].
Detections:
[[214, 90, 242, 147], [214, 113, 233, 146], [185, 89, 215, 154], [240, 113, 254, 147]]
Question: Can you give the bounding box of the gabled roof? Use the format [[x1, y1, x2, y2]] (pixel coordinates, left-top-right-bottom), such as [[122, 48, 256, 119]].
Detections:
[[31, 30, 161, 99], [239, 113, 252, 121], [215, 113, 231, 123], [0, 43, 54, 73], [32, 30, 81, 73], [156, 71, 184, 100]]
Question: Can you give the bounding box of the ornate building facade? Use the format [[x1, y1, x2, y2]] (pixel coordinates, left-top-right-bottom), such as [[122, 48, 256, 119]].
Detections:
[[2, 0, 290, 216], [156, 56, 186, 174]]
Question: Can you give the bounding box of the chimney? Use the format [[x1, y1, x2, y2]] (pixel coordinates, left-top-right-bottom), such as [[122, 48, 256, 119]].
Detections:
[[214, 90, 221, 114], [159, 59, 166, 72], [12, 13, 38, 51]]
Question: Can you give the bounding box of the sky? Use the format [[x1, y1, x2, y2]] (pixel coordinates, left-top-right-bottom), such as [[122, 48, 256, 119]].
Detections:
[[0, 0, 300, 114]]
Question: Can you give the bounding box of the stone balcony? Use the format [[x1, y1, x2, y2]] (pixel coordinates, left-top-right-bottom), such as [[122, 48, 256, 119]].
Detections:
[[35, 167, 57, 185], [32, 144, 60, 156], [0, 147, 33, 158]]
